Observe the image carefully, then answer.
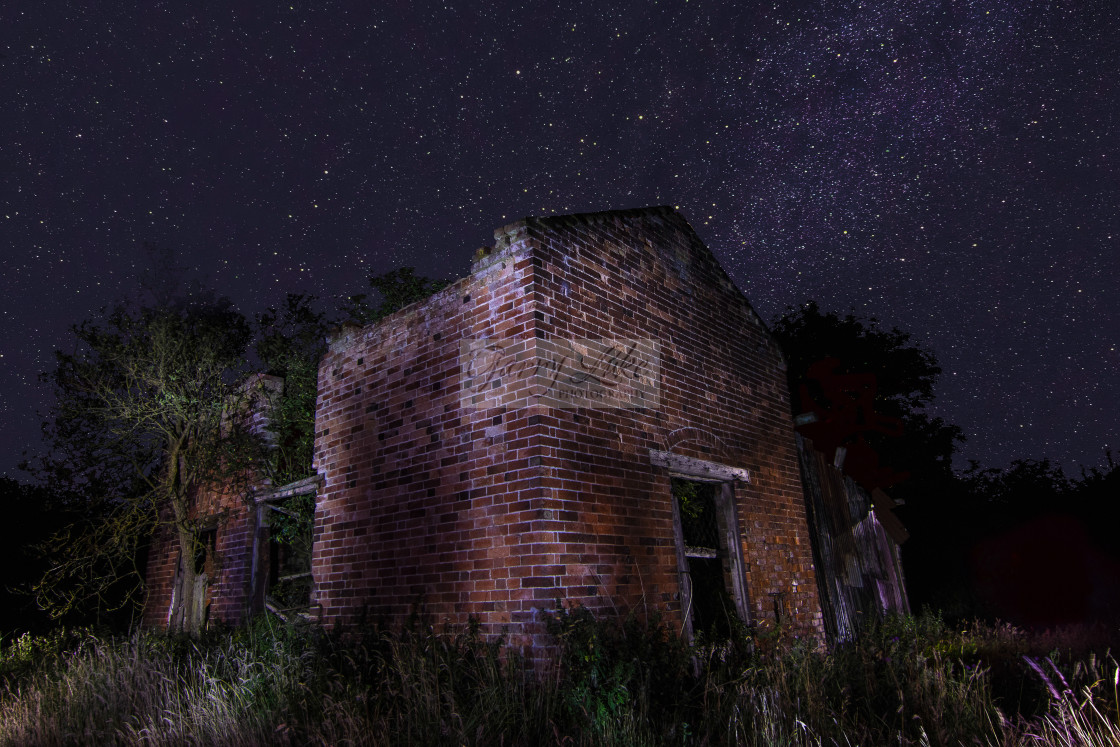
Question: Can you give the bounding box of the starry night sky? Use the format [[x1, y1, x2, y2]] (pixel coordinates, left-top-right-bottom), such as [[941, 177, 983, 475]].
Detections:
[[3, 0, 1117, 479]]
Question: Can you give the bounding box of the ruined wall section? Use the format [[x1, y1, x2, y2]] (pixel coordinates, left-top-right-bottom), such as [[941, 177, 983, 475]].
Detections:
[[142, 524, 179, 628], [142, 486, 259, 628], [142, 375, 280, 629], [513, 207, 824, 638], [311, 246, 554, 642], [310, 206, 823, 645]]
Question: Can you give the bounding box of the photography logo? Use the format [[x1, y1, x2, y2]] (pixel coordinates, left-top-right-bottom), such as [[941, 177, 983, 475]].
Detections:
[[459, 338, 661, 410]]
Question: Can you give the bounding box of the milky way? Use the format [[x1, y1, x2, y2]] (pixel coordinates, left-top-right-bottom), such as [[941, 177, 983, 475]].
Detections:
[[2, 0, 1117, 476]]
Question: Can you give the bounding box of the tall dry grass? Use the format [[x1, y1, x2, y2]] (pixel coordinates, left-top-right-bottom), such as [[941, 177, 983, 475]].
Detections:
[[0, 612, 1116, 746]]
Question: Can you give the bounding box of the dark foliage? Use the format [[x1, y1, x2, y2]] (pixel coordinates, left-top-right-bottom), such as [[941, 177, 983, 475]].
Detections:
[[0, 478, 79, 636], [769, 303, 1120, 627], [771, 300, 963, 484], [341, 266, 451, 325], [771, 302, 969, 617], [255, 293, 332, 485], [959, 455, 1120, 626]]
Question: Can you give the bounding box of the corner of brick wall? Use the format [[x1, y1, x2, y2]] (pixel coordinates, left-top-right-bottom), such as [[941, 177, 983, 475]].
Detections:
[[307, 207, 825, 650]]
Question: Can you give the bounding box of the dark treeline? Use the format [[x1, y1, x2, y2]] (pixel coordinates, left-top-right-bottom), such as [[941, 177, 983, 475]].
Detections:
[[906, 455, 1120, 627], [772, 301, 1120, 631]]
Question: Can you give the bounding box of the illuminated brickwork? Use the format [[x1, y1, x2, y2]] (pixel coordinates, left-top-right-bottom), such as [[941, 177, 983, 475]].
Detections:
[[311, 207, 824, 647], [142, 375, 280, 629]]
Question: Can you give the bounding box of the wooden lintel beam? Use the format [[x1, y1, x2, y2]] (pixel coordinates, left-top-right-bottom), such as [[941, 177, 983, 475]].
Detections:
[[253, 473, 323, 504], [649, 449, 750, 483]]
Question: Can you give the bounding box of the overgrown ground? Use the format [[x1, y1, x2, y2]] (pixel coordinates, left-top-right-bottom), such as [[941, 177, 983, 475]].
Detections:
[[0, 611, 1117, 746]]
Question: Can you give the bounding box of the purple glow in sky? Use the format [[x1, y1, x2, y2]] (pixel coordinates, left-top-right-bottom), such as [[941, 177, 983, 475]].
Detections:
[[2, 0, 1117, 477]]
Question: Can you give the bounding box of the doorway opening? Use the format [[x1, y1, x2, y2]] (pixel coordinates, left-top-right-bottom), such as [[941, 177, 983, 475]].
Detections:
[[671, 476, 749, 640], [250, 474, 320, 624]]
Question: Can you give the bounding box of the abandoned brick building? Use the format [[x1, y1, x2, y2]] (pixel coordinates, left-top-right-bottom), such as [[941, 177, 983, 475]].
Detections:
[[143, 206, 908, 645]]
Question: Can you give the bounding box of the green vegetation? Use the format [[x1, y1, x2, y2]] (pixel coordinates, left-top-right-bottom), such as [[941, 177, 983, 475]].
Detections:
[[30, 298, 264, 632], [1, 611, 1116, 746], [255, 292, 331, 487], [11, 268, 452, 636]]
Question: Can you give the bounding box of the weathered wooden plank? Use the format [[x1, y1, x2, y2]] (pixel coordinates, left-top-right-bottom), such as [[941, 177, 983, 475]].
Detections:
[[253, 474, 323, 504], [649, 449, 750, 482], [796, 434, 910, 641]]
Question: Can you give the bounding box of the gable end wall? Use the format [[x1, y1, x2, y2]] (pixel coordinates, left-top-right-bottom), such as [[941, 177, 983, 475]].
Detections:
[[310, 207, 823, 646]]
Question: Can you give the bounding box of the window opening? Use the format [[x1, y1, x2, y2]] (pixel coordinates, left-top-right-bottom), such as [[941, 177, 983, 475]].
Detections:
[[249, 475, 320, 623], [265, 492, 314, 616], [195, 527, 217, 575], [673, 478, 737, 639]]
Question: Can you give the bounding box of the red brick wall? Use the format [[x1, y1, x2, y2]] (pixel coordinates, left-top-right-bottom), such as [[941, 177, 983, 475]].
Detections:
[[311, 207, 823, 646], [142, 521, 179, 628], [142, 375, 280, 629], [522, 209, 823, 638], [141, 482, 260, 629], [311, 249, 550, 643]]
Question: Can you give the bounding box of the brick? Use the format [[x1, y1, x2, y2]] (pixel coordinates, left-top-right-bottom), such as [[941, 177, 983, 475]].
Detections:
[[144, 207, 836, 649]]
